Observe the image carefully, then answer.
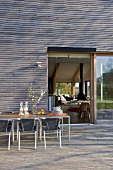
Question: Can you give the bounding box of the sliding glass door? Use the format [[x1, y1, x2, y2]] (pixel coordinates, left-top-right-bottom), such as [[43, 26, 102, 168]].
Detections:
[[96, 56, 113, 120]]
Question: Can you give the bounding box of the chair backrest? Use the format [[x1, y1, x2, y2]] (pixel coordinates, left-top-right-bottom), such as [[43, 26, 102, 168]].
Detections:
[[0, 120, 13, 132], [42, 118, 60, 131], [81, 103, 90, 112], [19, 119, 35, 132]]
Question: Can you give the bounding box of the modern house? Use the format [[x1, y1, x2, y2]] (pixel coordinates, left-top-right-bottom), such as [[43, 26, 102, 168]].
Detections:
[[1, 0, 113, 124]]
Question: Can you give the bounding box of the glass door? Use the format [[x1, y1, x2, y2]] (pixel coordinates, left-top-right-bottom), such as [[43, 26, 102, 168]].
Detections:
[[96, 56, 113, 120]]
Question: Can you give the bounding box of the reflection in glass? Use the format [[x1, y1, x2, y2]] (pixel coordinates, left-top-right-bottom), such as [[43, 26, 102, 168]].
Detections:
[[96, 56, 113, 119]]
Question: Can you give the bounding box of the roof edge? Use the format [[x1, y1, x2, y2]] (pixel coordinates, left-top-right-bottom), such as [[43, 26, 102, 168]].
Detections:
[[47, 47, 96, 53]]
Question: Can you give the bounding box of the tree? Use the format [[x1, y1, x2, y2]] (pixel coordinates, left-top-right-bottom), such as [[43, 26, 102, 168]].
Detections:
[[56, 83, 71, 95]]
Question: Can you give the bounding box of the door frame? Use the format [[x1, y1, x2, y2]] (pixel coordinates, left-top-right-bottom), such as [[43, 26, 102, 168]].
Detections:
[[90, 54, 96, 123]]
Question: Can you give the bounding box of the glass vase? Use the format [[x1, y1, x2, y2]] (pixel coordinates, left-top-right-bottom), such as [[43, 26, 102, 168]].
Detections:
[[32, 104, 37, 114]]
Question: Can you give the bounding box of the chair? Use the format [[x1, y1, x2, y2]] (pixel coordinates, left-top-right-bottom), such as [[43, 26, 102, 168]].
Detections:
[[80, 102, 90, 120], [42, 118, 61, 149], [18, 119, 38, 150], [0, 120, 13, 150]]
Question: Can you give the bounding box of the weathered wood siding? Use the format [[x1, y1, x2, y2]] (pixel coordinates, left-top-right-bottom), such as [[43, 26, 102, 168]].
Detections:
[[0, 0, 113, 112], [0, 0, 48, 112]]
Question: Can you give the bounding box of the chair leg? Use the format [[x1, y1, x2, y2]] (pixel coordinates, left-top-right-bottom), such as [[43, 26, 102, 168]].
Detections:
[[44, 130, 46, 149], [59, 130, 61, 148], [11, 120, 14, 142], [88, 112, 90, 120], [8, 132, 11, 151], [17, 121, 19, 141], [35, 131, 37, 149], [39, 120, 42, 141], [80, 111, 84, 119], [18, 131, 20, 150]]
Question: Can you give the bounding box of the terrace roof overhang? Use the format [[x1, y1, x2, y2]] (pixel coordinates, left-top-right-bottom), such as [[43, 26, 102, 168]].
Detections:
[[47, 47, 96, 53]]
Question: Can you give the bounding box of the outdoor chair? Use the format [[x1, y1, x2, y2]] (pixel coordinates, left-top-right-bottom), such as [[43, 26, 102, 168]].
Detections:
[[18, 119, 38, 150], [42, 118, 61, 149], [0, 120, 13, 150]]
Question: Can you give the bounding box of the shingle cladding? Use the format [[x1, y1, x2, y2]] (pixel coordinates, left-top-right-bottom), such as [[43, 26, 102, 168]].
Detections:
[[0, 0, 113, 112], [36, 0, 113, 51]]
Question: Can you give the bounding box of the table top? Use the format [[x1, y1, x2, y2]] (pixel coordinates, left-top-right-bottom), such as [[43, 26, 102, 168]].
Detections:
[[0, 112, 69, 120]]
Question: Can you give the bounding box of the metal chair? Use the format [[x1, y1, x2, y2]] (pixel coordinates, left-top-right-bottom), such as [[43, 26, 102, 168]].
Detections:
[[42, 118, 61, 149], [0, 120, 13, 150], [18, 119, 38, 150]]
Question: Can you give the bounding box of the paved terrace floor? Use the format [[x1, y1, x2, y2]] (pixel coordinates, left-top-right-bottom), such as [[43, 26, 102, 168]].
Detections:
[[0, 123, 113, 170]]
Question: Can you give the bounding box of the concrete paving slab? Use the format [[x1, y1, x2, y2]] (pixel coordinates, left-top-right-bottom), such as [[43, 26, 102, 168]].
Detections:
[[0, 124, 113, 170]]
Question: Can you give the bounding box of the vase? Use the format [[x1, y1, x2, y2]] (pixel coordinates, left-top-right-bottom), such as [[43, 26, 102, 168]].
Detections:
[[32, 104, 37, 114]]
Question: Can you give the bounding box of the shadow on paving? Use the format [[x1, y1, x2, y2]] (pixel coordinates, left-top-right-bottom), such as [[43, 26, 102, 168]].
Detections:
[[0, 124, 113, 169]]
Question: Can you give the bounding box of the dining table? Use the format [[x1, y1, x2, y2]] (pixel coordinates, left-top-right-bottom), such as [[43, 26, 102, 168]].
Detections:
[[0, 112, 71, 144]]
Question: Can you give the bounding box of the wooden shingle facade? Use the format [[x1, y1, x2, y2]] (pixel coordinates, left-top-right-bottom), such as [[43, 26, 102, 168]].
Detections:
[[0, 0, 113, 113]]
